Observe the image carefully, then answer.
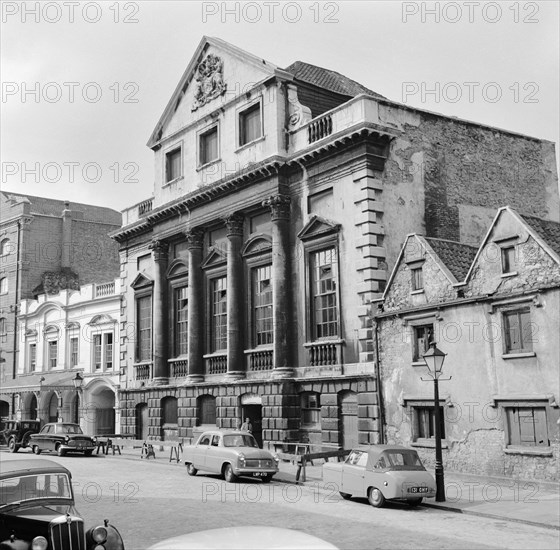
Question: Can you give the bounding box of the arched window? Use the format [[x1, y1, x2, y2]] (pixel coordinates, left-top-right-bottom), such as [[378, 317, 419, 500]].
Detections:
[[0, 278, 7, 295], [197, 394, 216, 426], [0, 239, 11, 256]]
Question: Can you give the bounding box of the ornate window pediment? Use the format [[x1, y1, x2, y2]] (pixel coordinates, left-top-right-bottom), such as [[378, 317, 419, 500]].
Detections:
[[242, 234, 272, 258], [166, 259, 188, 279], [130, 273, 154, 290], [202, 245, 227, 269], [89, 314, 117, 326], [297, 215, 340, 242]]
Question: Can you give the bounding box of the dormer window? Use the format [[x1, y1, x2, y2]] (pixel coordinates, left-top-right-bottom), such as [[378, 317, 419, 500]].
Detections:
[[165, 147, 182, 183], [239, 102, 262, 146], [501, 245, 516, 274], [411, 267, 423, 291], [200, 125, 219, 166]]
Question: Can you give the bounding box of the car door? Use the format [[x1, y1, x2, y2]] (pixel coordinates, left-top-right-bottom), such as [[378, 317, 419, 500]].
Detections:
[[192, 435, 211, 470], [36, 425, 52, 449], [341, 451, 367, 495], [204, 434, 223, 473]]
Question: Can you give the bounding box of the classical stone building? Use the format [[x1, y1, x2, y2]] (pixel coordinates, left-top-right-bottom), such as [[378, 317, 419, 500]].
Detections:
[[112, 37, 559, 449], [0, 192, 121, 420], [14, 279, 121, 435], [376, 207, 560, 481]]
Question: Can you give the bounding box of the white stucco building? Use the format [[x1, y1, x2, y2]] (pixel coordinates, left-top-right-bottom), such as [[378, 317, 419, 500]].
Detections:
[[15, 279, 121, 436]]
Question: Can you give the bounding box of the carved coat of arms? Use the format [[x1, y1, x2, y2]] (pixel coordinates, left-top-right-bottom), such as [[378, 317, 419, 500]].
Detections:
[[191, 54, 227, 111]]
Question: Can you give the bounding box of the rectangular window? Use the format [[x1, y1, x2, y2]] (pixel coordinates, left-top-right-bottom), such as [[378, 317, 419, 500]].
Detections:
[[414, 406, 445, 440], [212, 276, 227, 351], [175, 286, 188, 356], [506, 407, 548, 447], [411, 267, 423, 291], [166, 147, 182, 182], [253, 265, 273, 346], [29, 343, 36, 372], [137, 295, 152, 362], [48, 340, 58, 369], [239, 103, 261, 146], [70, 337, 79, 367], [200, 126, 218, 165], [94, 334, 102, 370], [104, 333, 113, 370], [301, 393, 321, 428], [310, 248, 339, 339], [501, 245, 516, 273], [413, 324, 433, 362], [503, 309, 533, 353]]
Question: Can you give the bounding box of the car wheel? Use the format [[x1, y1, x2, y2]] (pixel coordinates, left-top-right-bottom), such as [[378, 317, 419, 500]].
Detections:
[[408, 497, 423, 506], [21, 431, 33, 448], [84, 450, 93, 457], [186, 463, 198, 476], [8, 437, 19, 453], [339, 492, 352, 500], [223, 463, 237, 483], [261, 475, 273, 483], [368, 487, 386, 508], [56, 444, 66, 457], [33, 445, 42, 455]]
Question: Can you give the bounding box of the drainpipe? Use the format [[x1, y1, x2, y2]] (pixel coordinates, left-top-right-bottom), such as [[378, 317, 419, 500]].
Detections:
[[12, 218, 23, 380], [373, 312, 386, 444]]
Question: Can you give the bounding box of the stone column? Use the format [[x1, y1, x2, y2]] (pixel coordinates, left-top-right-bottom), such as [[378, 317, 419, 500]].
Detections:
[[225, 214, 245, 379], [263, 195, 293, 378], [149, 240, 169, 385], [185, 229, 204, 383]]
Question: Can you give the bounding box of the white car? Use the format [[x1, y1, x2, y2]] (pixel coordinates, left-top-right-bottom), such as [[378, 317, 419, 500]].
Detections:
[[183, 430, 279, 483]]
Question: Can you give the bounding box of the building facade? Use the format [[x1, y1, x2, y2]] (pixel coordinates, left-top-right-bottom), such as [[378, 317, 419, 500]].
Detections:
[[377, 208, 560, 481], [113, 37, 559, 450], [0, 192, 121, 419], [14, 279, 121, 435]]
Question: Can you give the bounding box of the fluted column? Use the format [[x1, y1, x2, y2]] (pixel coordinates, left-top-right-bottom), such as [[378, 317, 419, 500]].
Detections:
[[185, 228, 204, 383], [225, 214, 245, 379], [149, 239, 169, 385], [263, 194, 294, 377]]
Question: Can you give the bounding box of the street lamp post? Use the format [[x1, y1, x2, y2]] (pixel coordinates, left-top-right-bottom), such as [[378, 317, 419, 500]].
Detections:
[[72, 372, 84, 425], [422, 342, 450, 503]]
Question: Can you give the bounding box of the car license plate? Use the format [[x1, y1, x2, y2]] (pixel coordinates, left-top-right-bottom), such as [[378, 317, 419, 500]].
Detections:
[[253, 472, 267, 477], [409, 487, 429, 493]]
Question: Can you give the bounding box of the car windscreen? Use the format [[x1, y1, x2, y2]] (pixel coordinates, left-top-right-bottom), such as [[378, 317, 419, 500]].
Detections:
[[56, 424, 83, 434], [223, 434, 259, 448], [0, 473, 72, 506], [383, 451, 425, 470]]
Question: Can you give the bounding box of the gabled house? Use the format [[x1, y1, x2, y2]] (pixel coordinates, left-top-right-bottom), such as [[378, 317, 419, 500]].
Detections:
[[376, 207, 560, 481], [111, 36, 559, 452]]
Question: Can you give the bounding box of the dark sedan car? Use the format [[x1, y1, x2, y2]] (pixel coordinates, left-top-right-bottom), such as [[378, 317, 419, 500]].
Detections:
[[0, 459, 125, 550], [29, 423, 96, 456]]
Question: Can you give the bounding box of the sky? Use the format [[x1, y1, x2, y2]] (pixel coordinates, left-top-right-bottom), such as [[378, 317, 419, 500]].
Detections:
[[1, 0, 558, 213]]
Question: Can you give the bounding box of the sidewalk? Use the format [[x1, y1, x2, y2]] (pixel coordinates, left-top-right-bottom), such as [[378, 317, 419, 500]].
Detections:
[[274, 459, 560, 530]]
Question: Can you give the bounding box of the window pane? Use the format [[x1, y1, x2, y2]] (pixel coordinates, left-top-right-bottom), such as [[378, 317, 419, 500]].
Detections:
[[166, 148, 181, 182], [212, 277, 227, 351], [311, 248, 338, 339], [48, 341, 57, 368], [411, 268, 423, 291], [175, 286, 188, 356], [501, 246, 515, 273], [104, 333, 113, 369], [29, 344, 36, 372], [94, 334, 102, 369], [70, 337, 78, 367], [253, 265, 273, 346], [137, 296, 152, 362], [240, 104, 261, 145], [201, 128, 218, 165]]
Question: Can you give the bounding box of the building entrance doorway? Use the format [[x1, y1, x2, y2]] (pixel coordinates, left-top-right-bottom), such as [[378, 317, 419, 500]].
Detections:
[[241, 404, 263, 448], [136, 403, 149, 440]]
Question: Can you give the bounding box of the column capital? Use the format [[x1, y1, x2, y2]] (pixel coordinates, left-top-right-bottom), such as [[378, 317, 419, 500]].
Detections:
[[262, 194, 291, 221], [224, 213, 244, 237], [184, 228, 205, 249], [149, 239, 168, 262]]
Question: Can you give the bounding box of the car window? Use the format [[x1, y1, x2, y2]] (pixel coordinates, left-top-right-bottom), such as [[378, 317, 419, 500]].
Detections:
[[211, 435, 220, 447], [223, 434, 259, 448], [345, 450, 363, 465], [199, 436, 211, 446], [42, 425, 53, 434], [384, 451, 425, 470], [0, 473, 72, 506], [374, 457, 387, 469]]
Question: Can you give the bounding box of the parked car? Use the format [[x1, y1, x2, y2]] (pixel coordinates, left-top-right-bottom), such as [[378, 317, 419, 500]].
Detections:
[[184, 430, 279, 483], [148, 526, 338, 549], [29, 423, 96, 456], [0, 459, 125, 550], [322, 445, 436, 507], [0, 420, 41, 453]]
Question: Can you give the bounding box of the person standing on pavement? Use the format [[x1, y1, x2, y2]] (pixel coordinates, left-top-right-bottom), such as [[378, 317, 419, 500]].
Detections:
[[240, 418, 252, 433]]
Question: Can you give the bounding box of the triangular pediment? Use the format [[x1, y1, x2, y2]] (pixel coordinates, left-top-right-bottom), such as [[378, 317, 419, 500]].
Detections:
[[297, 215, 340, 242], [130, 273, 154, 290], [201, 245, 227, 268], [148, 36, 284, 148]]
